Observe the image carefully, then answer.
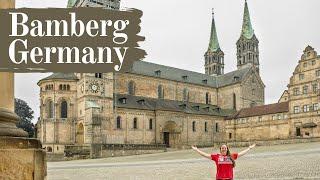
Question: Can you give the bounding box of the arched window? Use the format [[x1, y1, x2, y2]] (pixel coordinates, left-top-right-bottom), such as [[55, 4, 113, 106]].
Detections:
[[128, 81, 136, 95], [59, 84, 63, 90], [133, 118, 138, 129], [47, 147, 53, 152], [192, 121, 196, 132], [47, 100, 54, 118], [116, 116, 121, 129], [60, 100, 68, 118], [206, 92, 210, 104], [149, 119, 153, 130], [67, 85, 70, 91], [183, 88, 189, 102], [158, 85, 164, 99], [63, 85, 67, 91], [205, 122, 208, 132]]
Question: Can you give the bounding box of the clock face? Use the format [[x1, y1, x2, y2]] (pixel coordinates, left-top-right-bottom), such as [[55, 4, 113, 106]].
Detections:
[[92, 84, 98, 91], [89, 81, 100, 93]]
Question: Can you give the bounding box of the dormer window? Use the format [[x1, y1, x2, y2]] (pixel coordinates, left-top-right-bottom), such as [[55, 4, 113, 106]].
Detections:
[[155, 70, 161, 76], [234, 76, 240, 81], [203, 107, 210, 112], [193, 106, 200, 111], [182, 75, 188, 81], [179, 104, 187, 109], [216, 107, 221, 112], [202, 79, 208, 84], [137, 99, 145, 105], [119, 98, 127, 104]]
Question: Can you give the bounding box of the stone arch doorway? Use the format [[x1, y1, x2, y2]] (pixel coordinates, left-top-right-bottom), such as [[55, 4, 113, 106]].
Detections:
[[76, 123, 84, 144], [162, 121, 181, 148]]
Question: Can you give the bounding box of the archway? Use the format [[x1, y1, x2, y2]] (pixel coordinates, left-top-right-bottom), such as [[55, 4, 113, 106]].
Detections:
[[76, 123, 84, 145], [162, 121, 181, 148]]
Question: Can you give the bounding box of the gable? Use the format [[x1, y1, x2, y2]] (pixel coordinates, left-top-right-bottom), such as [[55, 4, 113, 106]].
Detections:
[[241, 67, 265, 88]]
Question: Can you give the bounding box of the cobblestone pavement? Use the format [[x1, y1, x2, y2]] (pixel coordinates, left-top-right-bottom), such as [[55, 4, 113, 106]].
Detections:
[[48, 142, 320, 180]]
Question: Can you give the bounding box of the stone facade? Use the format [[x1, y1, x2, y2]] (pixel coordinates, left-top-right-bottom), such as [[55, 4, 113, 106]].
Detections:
[[226, 46, 320, 142], [288, 46, 320, 138], [37, 66, 262, 151]]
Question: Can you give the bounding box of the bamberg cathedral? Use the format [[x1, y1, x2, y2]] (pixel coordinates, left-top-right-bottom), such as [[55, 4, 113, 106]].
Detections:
[[36, 0, 320, 154]]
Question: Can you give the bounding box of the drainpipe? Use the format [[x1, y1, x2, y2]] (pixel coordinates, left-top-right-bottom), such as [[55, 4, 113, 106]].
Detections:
[[155, 110, 157, 144]]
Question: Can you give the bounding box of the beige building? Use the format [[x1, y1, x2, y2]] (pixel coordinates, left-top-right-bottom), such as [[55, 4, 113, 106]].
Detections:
[[226, 46, 320, 142], [36, 1, 267, 153]]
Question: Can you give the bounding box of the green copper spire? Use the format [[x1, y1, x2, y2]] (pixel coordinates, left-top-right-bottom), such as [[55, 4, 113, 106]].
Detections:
[[241, 0, 254, 39], [208, 10, 220, 52], [67, 0, 77, 8]]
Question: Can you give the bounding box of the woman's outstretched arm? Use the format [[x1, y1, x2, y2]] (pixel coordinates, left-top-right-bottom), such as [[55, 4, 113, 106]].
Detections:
[[238, 144, 256, 157], [191, 145, 211, 159]]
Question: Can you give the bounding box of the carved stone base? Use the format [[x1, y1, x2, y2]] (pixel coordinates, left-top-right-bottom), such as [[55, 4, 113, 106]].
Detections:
[[0, 137, 47, 180], [0, 108, 28, 137]]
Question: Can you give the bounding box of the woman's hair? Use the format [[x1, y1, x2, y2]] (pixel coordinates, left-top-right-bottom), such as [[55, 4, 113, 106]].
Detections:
[[221, 144, 236, 167]]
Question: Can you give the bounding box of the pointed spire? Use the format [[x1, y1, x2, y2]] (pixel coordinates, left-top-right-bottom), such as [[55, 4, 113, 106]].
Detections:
[[67, 0, 77, 8], [208, 9, 221, 52], [241, 0, 254, 39]]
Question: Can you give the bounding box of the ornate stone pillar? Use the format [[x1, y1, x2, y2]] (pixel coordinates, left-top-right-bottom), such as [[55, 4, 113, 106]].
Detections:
[[0, 1, 47, 179]]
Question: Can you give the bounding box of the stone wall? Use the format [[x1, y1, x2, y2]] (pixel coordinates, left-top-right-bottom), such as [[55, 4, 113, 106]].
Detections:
[[222, 137, 320, 147], [241, 71, 265, 107], [225, 112, 290, 142], [115, 73, 218, 105], [60, 144, 166, 161]]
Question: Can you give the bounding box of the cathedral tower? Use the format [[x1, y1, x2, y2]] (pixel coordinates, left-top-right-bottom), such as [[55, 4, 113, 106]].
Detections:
[[205, 10, 224, 76], [236, 1, 259, 72]]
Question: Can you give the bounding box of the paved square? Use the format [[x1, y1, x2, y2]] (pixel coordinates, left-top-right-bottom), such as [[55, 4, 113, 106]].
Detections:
[[48, 142, 320, 180]]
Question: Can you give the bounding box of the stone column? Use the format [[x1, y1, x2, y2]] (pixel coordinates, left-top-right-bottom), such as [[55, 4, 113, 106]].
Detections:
[[0, 72, 28, 136], [0, 1, 47, 179]]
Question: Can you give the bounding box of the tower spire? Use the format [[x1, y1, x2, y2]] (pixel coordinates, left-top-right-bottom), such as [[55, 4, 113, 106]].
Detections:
[[204, 9, 224, 76], [208, 9, 220, 52], [67, 0, 77, 8], [241, 0, 254, 39], [236, 0, 260, 73]]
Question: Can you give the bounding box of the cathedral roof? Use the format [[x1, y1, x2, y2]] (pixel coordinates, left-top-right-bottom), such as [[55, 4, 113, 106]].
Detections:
[[115, 94, 236, 117], [207, 11, 221, 52], [129, 60, 251, 88], [40, 73, 78, 81], [240, 1, 255, 39], [216, 66, 252, 87]]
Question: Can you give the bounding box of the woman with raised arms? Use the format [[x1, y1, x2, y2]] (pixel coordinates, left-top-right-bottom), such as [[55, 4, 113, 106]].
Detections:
[[192, 144, 256, 180]]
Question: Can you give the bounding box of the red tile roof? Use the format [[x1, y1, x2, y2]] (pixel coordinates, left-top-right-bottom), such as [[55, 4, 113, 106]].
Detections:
[[227, 102, 289, 119]]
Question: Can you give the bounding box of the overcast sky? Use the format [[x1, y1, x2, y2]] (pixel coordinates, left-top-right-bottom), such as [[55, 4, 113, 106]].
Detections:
[[15, 0, 320, 123]]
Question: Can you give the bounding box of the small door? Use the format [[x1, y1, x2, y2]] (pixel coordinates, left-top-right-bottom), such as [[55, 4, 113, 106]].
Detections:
[[163, 132, 170, 147], [296, 127, 301, 136]]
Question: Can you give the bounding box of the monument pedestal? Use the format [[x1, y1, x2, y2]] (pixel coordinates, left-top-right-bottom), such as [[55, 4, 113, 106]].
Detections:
[[0, 137, 47, 180]]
